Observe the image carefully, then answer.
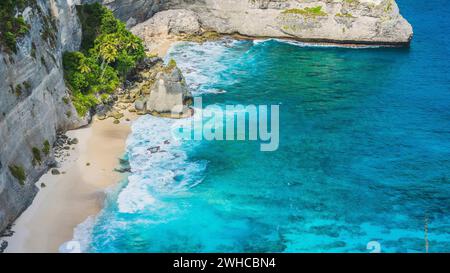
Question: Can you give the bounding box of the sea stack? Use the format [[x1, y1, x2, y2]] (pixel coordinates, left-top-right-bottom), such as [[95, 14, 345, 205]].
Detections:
[[135, 61, 193, 118]]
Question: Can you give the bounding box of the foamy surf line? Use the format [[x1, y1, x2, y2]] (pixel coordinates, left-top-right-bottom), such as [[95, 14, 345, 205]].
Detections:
[[59, 183, 122, 253], [166, 38, 381, 95], [254, 38, 382, 49], [118, 115, 206, 213], [62, 113, 207, 252]]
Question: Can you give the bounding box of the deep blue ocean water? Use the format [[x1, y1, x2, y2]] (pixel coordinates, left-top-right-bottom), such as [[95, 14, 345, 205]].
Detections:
[[81, 0, 450, 252]]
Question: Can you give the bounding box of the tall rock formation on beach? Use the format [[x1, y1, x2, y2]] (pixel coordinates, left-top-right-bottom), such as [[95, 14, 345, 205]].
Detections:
[[140, 62, 193, 118]]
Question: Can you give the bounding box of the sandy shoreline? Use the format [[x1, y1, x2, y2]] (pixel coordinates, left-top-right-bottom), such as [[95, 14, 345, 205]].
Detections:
[[4, 111, 136, 253]]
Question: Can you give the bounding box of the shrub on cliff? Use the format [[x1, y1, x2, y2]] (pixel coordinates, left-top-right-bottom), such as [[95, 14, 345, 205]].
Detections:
[[42, 140, 51, 156], [9, 164, 26, 185], [0, 0, 32, 53], [31, 147, 42, 165], [63, 3, 145, 117]]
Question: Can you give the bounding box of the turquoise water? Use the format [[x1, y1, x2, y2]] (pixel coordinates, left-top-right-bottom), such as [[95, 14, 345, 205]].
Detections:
[[83, 0, 450, 253]]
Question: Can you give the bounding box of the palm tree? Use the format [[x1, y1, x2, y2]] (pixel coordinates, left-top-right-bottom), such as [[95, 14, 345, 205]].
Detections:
[[124, 36, 140, 51], [78, 58, 91, 74], [97, 36, 119, 79], [99, 43, 118, 64]]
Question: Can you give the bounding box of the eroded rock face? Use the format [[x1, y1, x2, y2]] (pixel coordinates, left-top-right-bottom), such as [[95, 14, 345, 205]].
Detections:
[[0, 0, 85, 232], [140, 66, 193, 118], [133, 0, 412, 46], [131, 9, 201, 55], [132, 9, 201, 37]]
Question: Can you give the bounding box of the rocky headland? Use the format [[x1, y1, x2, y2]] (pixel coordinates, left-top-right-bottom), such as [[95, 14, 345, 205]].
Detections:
[[129, 0, 413, 55]]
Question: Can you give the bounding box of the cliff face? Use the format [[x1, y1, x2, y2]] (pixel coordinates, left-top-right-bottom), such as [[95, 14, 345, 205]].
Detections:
[[0, 0, 86, 232], [145, 0, 413, 45], [82, 0, 165, 27]]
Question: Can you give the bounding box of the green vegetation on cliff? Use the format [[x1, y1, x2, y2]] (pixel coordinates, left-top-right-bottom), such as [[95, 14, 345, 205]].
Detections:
[[282, 6, 327, 17], [42, 140, 51, 156], [9, 164, 26, 185], [0, 0, 32, 53], [31, 147, 42, 165], [63, 3, 145, 117]]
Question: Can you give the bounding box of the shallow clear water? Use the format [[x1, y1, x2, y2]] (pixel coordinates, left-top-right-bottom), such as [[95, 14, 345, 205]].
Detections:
[[84, 0, 450, 253]]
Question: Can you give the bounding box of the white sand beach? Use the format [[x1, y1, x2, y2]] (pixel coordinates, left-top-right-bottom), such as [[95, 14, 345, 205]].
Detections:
[[4, 112, 135, 253]]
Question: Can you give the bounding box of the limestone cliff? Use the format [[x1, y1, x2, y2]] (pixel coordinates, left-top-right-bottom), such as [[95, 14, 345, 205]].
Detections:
[[82, 0, 165, 27], [0, 0, 85, 232], [134, 0, 412, 46]]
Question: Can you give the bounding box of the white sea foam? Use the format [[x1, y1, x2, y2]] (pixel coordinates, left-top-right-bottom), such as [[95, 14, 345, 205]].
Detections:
[[166, 39, 242, 95], [167, 38, 380, 96], [117, 115, 206, 214], [253, 38, 381, 49], [59, 216, 96, 253]]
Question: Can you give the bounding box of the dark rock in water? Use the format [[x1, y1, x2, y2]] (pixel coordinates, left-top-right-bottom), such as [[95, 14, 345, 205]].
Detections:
[[41, 183, 46, 188], [119, 157, 129, 165], [148, 146, 161, 153], [114, 167, 131, 173], [51, 169, 60, 175], [63, 146, 70, 150], [70, 138, 79, 145], [164, 140, 170, 145], [117, 156, 131, 173], [86, 163, 91, 166]]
